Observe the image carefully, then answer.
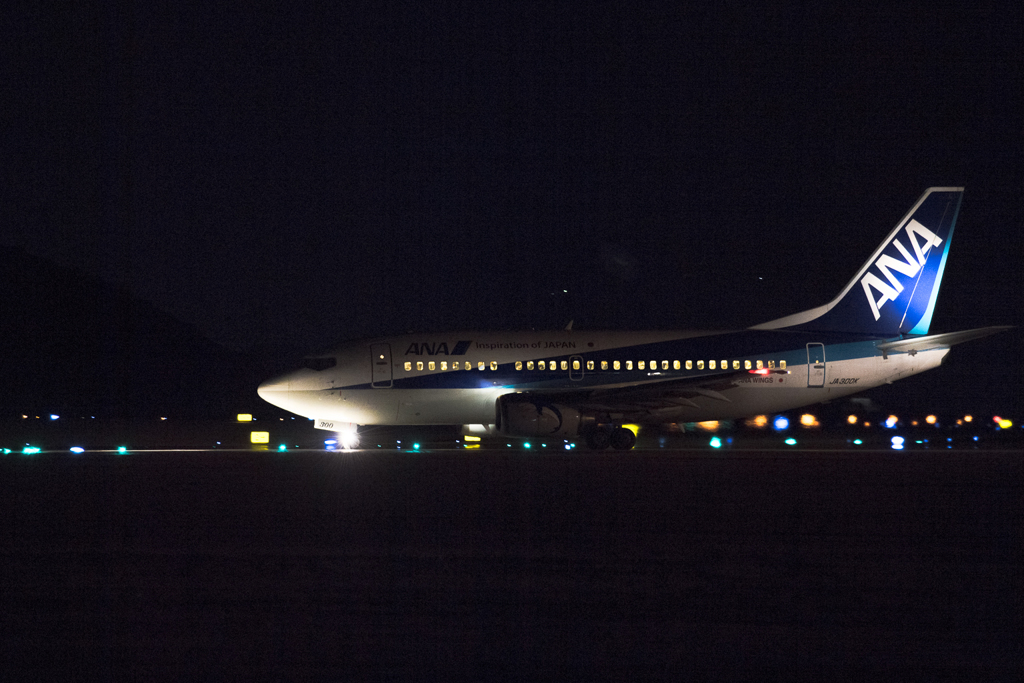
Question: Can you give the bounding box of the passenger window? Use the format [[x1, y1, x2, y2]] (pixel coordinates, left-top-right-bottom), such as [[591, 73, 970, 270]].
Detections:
[[527, 361, 534, 370], [613, 360, 621, 370], [780, 360, 787, 369], [478, 361, 485, 371], [756, 360, 763, 369], [743, 360, 751, 370], [768, 360, 775, 369], [417, 361, 424, 371], [538, 361, 546, 370], [560, 360, 568, 371], [652, 360, 658, 370], [638, 361, 646, 370], [601, 361, 608, 370], [404, 362, 412, 371], [673, 360, 680, 370], [662, 360, 669, 370], [574, 360, 581, 370], [732, 360, 740, 370], [721, 360, 727, 370], [428, 361, 436, 371], [490, 361, 497, 371], [585, 360, 593, 371], [515, 361, 523, 371], [709, 360, 716, 370], [441, 361, 448, 371], [626, 361, 633, 370], [686, 360, 693, 370]]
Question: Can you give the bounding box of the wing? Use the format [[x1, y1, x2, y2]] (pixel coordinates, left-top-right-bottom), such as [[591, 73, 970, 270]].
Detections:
[[522, 368, 787, 423]]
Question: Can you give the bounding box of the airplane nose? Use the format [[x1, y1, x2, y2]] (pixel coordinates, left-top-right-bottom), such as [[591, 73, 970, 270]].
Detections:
[[257, 376, 290, 403]]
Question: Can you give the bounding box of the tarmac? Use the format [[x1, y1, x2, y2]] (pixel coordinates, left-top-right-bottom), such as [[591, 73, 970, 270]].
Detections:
[[2, 447, 1021, 680]]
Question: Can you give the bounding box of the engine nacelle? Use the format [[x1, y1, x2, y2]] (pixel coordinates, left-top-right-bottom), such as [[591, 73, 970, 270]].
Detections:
[[496, 395, 583, 438]]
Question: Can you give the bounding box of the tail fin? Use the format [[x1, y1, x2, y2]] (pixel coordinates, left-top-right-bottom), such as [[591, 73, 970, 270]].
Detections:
[[751, 187, 964, 336]]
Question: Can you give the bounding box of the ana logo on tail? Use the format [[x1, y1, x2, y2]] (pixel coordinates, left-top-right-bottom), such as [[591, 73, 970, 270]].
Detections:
[[860, 219, 943, 321]]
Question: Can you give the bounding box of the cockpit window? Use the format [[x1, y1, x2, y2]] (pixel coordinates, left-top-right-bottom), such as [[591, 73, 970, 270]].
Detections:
[[301, 357, 337, 371]]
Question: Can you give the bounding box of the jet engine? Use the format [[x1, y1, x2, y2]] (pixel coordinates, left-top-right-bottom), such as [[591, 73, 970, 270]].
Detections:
[[496, 395, 583, 438]]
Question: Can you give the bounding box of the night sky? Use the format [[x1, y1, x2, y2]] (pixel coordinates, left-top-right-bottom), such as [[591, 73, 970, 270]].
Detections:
[[5, 2, 1021, 355]]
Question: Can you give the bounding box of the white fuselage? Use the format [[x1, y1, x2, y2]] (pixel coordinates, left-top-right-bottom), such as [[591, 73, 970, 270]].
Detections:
[[257, 330, 949, 428]]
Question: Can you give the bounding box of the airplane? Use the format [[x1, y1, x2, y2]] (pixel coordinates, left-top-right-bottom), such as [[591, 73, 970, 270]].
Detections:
[[257, 187, 1009, 450]]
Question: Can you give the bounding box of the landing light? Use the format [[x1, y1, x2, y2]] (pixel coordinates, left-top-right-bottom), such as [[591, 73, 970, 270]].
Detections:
[[337, 425, 360, 450]]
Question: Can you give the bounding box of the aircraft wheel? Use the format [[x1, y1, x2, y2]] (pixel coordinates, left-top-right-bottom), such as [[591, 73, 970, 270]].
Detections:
[[584, 428, 612, 450], [609, 427, 636, 451]]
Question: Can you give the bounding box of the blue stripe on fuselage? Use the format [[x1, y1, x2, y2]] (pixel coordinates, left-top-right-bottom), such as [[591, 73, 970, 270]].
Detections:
[[330, 331, 890, 392]]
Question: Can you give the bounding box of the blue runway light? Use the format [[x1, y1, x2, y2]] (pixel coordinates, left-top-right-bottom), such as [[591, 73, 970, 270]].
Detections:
[[70, 447, 85, 454], [50, 414, 59, 420], [773, 416, 789, 431]]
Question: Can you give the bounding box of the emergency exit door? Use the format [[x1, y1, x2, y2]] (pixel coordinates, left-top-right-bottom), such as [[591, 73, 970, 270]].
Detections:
[[806, 343, 826, 387]]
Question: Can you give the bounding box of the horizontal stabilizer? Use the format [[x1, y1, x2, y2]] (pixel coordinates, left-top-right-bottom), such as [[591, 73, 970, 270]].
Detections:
[[876, 326, 1012, 355]]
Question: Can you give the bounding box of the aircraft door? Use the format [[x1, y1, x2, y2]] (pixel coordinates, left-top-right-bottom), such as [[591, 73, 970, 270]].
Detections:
[[370, 343, 393, 388], [806, 343, 826, 387], [569, 355, 584, 381]]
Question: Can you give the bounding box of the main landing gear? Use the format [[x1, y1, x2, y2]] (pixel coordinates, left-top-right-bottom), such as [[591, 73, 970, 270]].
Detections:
[[583, 426, 637, 451]]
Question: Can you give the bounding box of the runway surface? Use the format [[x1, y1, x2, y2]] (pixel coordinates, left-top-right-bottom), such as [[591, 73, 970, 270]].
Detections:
[[2, 448, 1021, 680]]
